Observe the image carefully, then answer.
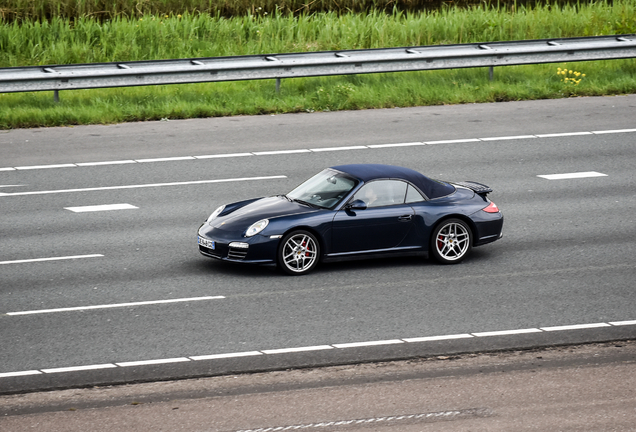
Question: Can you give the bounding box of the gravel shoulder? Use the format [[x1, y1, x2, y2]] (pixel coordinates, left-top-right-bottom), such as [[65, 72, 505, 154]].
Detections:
[[2, 341, 635, 431]]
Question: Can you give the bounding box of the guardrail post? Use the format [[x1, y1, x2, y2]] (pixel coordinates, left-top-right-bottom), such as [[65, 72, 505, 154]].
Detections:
[[53, 90, 59, 102], [489, 66, 494, 81], [276, 78, 281, 93]]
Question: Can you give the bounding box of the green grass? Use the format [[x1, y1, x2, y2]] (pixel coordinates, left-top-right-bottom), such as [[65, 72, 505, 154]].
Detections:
[[1, 1, 635, 129], [2, 60, 635, 129], [2, 3, 636, 66]]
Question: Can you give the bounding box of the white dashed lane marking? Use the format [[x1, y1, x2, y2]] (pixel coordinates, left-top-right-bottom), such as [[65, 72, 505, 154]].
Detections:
[[65, 203, 138, 212], [0, 320, 633, 379], [538, 171, 608, 180]]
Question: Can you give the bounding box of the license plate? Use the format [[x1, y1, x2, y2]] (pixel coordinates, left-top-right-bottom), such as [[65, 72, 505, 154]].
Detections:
[[198, 236, 215, 250]]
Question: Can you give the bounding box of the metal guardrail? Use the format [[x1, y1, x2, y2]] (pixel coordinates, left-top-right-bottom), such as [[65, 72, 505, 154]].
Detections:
[[0, 34, 634, 99]]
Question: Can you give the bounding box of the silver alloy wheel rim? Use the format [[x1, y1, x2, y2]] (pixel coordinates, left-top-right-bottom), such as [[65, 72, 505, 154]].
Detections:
[[435, 222, 470, 261], [282, 233, 318, 273]]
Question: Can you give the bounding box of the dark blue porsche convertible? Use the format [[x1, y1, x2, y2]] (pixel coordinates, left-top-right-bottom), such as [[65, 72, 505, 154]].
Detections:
[[198, 164, 503, 275]]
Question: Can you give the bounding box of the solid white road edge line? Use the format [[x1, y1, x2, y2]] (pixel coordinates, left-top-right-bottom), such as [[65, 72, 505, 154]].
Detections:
[[190, 351, 263, 360], [332, 339, 404, 348], [116, 358, 191, 367], [0, 254, 104, 265], [471, 328, 543, 337], [479, 135, 536, 141], [195, 153, 252, 159], [41, 364, 118, 374], [253, 149, 312, 155], [14, 164, 76, 170], [610, 320, 636, 326], [0, 176, 287, 197], [2, 320, 633, 379], [535, 132, 593, 137], [6, 296, 225, 316], [367, 142, 424, 149], [76, 160, 137, 166], [135, 156, 196, 163], [309, 146, 368, 152], [402, 334, 473, 342], [0, 370, 42, 378], [592, 128, 636, 134], [541, 323, 612, 331], [3, 128, 634, 171], [262, 345, 334, 354]]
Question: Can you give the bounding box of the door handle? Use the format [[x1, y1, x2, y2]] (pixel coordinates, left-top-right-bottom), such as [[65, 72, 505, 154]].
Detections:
[[398, 215, 412, 222]]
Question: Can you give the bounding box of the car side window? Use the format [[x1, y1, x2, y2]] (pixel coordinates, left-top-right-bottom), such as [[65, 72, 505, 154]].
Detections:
[[405, 184, 426, 203], [353, 180, 408, 208]]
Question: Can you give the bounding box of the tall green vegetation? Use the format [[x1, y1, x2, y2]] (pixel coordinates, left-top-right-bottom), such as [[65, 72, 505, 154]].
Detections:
[[2, 1, 635, 67], [0, 0, 608, 21]]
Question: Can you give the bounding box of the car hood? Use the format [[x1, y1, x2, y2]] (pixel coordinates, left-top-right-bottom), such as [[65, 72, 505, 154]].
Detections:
[[209, 196, 319, 232]]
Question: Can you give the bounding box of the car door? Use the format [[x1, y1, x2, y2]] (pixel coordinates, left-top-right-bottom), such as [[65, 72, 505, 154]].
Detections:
[[331, 180, 416, 254]]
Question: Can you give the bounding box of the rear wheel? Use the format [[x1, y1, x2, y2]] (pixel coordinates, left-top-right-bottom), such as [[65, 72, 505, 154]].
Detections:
[[431, 218, 472, 264], [278, 230, 320, 275]]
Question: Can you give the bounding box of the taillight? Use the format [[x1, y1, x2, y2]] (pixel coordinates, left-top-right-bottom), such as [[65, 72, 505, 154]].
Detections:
[[482, 201, 500, 213]]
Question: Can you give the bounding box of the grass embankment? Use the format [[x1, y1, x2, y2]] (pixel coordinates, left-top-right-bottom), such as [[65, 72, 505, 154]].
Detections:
[[1, 1, 635, 129]]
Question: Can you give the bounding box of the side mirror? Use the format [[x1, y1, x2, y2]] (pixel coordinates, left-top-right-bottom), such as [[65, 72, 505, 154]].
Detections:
[[346, 199, 367, 210]]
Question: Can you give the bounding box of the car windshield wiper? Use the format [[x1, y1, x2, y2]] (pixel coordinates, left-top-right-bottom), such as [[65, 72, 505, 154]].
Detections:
[[291, 198, 322, 209], [278, 194, 292, 201]]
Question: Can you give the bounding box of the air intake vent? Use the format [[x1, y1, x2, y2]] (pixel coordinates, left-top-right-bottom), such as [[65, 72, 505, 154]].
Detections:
[[228, 247, 248, 260]]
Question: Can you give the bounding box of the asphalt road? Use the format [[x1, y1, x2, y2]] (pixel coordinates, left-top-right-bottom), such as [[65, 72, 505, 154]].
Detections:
[[1, 95, 635, 393]]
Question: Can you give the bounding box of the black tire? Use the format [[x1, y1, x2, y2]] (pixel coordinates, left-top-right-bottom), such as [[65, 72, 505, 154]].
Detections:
[[278, 230, 320, 275], [430, 218, 473, 264]]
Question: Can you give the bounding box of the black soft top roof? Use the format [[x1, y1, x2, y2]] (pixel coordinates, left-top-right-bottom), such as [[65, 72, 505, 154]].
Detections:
[[331, 164, 455, 199]]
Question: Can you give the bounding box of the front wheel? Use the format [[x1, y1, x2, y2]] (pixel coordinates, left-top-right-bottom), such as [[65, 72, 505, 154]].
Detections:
[[278, 230, 320, 275], [430, 219, 472, 264]]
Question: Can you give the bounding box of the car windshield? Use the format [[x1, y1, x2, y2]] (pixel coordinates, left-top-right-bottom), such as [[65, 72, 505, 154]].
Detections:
[[287, 169, 359, 209]]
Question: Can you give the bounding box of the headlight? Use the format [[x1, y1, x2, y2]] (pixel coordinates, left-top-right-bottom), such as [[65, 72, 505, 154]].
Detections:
[[245, 219, 269, 237], [207, 205, 225, 222]]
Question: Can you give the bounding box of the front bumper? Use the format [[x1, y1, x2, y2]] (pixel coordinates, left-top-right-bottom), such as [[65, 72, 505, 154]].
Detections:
[[197, 224, 279, 264]]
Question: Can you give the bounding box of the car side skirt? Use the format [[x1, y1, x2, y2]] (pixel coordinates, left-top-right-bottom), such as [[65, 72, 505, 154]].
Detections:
[[323, 246, 427, 263]]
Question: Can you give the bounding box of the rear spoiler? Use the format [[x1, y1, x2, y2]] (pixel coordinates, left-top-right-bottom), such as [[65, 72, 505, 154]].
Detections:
[[454, 181, 493, 197]]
